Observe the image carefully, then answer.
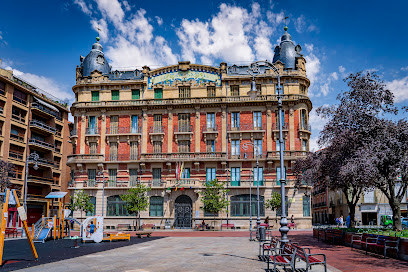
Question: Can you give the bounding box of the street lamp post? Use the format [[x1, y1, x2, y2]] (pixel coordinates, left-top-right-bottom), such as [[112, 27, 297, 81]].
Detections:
[[98, 170, 105, 217], [24, 152, 39, 210], [249, 170, 254, 241], [247, 61, 289, 243]]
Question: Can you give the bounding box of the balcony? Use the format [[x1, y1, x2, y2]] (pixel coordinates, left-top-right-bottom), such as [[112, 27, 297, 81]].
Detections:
[[27, 175, 55, 185], [84, 179, 97, 187], [13, 95, 27, 106], [30, 119, 57, 134], [29, 138, 54, 151], [29, 157, 55, 168], [149, 126, 165, 134], [0, 88, 5, 96], [142, 152, 225, 161], [0, 106, 3, 115], [299, 123, 312, 132], [85, 127, 100, 135], [166, 178, 200, 188], [272, 122, 289, 131], [70, 129, 78, 137], [202, 125, 218, 133], [10, 133, 25, 143], [11, 113, 26, 123], [266, 150, 307, 160], [106, 126, 141, 134], [55, 130, 62, 138], [9, 151, 24, 161], [66, 154, 105, 165], [174, 125, 193, 133], [229, 152, 267, 160], [227, 123, 265, 132], [105, 153, 139, 162], [32, 102, 61, 120], [229, 180, 265, 187]]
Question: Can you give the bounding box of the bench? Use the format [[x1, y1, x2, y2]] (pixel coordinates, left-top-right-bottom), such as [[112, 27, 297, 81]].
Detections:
[[366, 235, 400, 258], [5, 228, 20, 238], [266, 242, 297, 272], [260, 236, 280, 261], [142, 224, 155, 230], [116, 224, 131, 231], [293, 244, 327, 272], [351, 233, 375, 250], [221, 223, 235, 230], [135, 231, 152, 238], [104, 232, 131, 242], [325, 229, 343, 244]]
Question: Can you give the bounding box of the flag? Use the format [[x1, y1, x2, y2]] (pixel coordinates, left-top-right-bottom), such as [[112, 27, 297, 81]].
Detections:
[[175, 186, 178, 191], [180, 187, 184, 191], [179, 162, 184, 180]]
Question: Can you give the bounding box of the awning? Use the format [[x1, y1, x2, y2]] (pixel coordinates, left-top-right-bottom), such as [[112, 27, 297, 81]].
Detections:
[[45, 192, 67, 199], [33, 97, 59, 112]]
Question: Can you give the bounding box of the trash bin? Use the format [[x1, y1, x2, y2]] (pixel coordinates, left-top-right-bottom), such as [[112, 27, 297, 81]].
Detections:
[[259, 226, 266, 241]]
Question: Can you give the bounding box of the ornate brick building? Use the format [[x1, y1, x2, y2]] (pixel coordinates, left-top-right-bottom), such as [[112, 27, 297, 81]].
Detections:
[[68, 28, 313, 229]]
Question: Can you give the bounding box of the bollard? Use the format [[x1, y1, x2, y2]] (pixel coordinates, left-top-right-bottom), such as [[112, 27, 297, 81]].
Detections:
[[259, 226, 266, 241]]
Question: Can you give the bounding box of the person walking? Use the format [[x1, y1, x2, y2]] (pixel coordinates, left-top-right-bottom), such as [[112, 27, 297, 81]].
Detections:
[[346, 215, 351, 228], [339, 215, 344, 227]]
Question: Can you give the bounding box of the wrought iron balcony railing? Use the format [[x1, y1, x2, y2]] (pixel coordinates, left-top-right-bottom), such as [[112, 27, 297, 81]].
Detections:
[[30, 119, 57, 134], [299, 123, 312, 131], [174, 125, 193, 133], [227, 123, 265, 131], [202, 125, 218, 133], [106, 126, 141, 134], [13, 95, 27, 105], [10, 133, 25, 142], [29, 138, 54, 150], [70, 129, 77, 136], [149, 126, 165, 134], [272, 122, 289, 130], [85, 127, 100, 135]]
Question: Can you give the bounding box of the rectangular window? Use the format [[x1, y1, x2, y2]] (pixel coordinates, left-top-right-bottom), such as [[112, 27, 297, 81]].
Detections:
[[206, 168, 216, 182], [207, 86, 216, 97], [110, 143, 118, 161], [153, 114, 162, 132], [109, 169, 117, 181], [132, 89, 140, 99], [253, 111, 262, 129], [152, 168, 161, 186], [207, 113, 215, 129], [89, 142, 98, 154], [254, 139, 262, 157], [179, 86, 191, 98], [149, 196, 164, 217], [207, 140, 215, 152], [154, 88, 163, 99], [276, 140, 286, 151], [88, 116, 96, 130], [131, 115, 139, 133], [178, 140, 190, 153], [231, 140, 240, 156], [111, 90, 119, 100], [230, 85, 239, 96], [110, 116, 119, 134], [300, 109, 308, 130], [303, 196, 311, 217], [275, 110, 286, 129], [231, 167, 240, 186], [153, 141, 162, 153], [302, 140, 307, 151], [256, 84, 262, 94], [130, 142, 138, 160], [129, 169, 138, 186], [88, 169, 96, 181], [254, 167, 264, 186], [91, 91, 99, 101], [300, 85, 306, 94], [178, 113, 190, 132], [231, 112, 240, 129], [364, 191, 375, 203], [276, 167, 287, 185], [181, 168, 190, 179], [231, 195, 264, 217]]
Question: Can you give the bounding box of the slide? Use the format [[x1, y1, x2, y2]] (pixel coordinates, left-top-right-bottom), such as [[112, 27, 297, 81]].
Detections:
[[34, 228, 51, 243]]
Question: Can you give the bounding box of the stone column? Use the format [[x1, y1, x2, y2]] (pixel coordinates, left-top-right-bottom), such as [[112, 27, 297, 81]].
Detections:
[[289, 105, 295, 150], [167, 107, 173, 153], [141, 109, 148, 154], [100, 110, 106, 154], [80, 111, 86, 154], [221, 105, 227, 153], [195, 106, 200, 152]]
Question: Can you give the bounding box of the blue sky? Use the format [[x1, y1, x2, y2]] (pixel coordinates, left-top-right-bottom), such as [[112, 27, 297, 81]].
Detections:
[[0, 0, 407, 150]]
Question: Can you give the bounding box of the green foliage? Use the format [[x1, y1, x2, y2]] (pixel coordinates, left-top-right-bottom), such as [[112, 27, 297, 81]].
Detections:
[[200, 179, 229, 216], [265, 192, 282, 211], [120, 183, 151, 216], [71, 190, 94, 218]]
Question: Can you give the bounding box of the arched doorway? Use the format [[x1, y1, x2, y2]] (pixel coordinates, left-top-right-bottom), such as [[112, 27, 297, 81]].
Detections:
[[174, 195, 192, 229]]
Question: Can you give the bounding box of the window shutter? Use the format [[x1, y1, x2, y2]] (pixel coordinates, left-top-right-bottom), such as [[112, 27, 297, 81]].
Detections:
[[132, 89, 140, 99]]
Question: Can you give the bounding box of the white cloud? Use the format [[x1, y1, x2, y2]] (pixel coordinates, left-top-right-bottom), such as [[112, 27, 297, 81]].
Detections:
[[305, 52, 320, 84], [386, 76, 408, 103], [91, 18, 108, 40], [400, 66, 408, 71], [294, 15, 306, 33], [155, 16, 163, 26], [0, 31, 7, 45], [94, 0, 125, 29], [74, 0, 92, 16], [304, 43, 314, 53], [308, 106, 330, 151], [330, 72, 338, 81], [122, 1, 131, 11], [4, 65, 73, 102]]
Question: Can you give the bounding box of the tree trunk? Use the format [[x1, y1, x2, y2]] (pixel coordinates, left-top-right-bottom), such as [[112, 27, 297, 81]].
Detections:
[[347, 202, 356, 228], [213, 215, 216, 231], [138, 212, 141, 230], [389, 199, 402, 230]]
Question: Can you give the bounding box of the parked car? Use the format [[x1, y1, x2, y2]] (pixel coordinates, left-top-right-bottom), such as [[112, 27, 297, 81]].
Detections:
[[380, 215, 393, 228], [402, 217, 408, 230]]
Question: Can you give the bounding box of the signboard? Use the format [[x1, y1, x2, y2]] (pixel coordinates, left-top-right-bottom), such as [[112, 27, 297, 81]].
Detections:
[[17, 206, 27, 221]]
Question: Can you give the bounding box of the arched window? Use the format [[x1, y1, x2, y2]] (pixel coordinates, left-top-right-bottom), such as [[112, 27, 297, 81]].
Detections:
[[230, 194, 264, 217], [107, 195, 133, 216], [86, 196, 96, 216]]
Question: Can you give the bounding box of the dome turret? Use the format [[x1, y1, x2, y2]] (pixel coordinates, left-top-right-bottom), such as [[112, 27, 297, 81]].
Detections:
[[272, 26, 302, 70], [80, 37, 111, 77]]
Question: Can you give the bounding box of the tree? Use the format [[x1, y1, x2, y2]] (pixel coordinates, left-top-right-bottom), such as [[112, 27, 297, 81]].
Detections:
[[0, 160, 15, 192], [200, 179, 229, 229], [71, 190, 94, 222], [265, 192, 282, 225], [120, 183, 151, 230]]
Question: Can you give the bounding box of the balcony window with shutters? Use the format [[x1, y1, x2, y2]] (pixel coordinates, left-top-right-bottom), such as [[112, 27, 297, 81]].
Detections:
[[132, 89, 140, 100], [109, 169, 117, 186], [231, 140, 240, 156], [231, 167, 240, 186], [207, 140, 215, 152], [181, 168, 190, 179], [254, 139, 262, 156], [153, 114, 162, 132], [111, 90, 120, 100], [153, 141, 162, 153], [230, 85, 239, 96], [276, 140, 286, 151], [303, 196, 311, 216], [275, 110, 286, 129], [206, 168, 216, 182], [129, 169, 138, 186], [302, 140, 308, 151], [231, 194, 264, 216], [131, 115, 138, 133], [254, 167, 264, 186], [178, 114, 190, 132], [149, 196, 164, 217], [154, 88, 163, 99], [88, 116, 96, 134], [110, 116, 119, 134], [130, 142, 138, 160], [276, 167, 287, 185], [231, 112, 240, 129], [178, 140, 190, 153], [207, 86, 216, 97], [110, 143, 118, 161], [253, 111, 262, 129], [207, 113, 215, 129], [88, 169, 96, 182], [179, 86, 191, 98], [89, 142, 98, 154], [300, 109, 308, 130], [152, 168, 161, 186], [91, 91, 99, 101]]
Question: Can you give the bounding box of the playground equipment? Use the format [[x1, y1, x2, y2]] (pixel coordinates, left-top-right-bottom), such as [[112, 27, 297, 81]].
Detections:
[[81, 216, 104, 243], [0, 189, 38, 263]]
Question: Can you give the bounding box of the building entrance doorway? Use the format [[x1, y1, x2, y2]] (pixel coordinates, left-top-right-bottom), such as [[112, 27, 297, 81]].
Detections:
[[174, 195, 192, 229]]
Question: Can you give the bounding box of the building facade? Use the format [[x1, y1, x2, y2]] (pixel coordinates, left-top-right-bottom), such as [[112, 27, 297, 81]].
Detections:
[[311, 185, 329, 225], [0, 61, 72, 226], [68, 29, 313, 229]]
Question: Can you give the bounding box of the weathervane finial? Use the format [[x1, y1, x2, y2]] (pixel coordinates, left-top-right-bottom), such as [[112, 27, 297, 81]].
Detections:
[[96, 24, 101, 42], [284, 11, 289, 31]]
